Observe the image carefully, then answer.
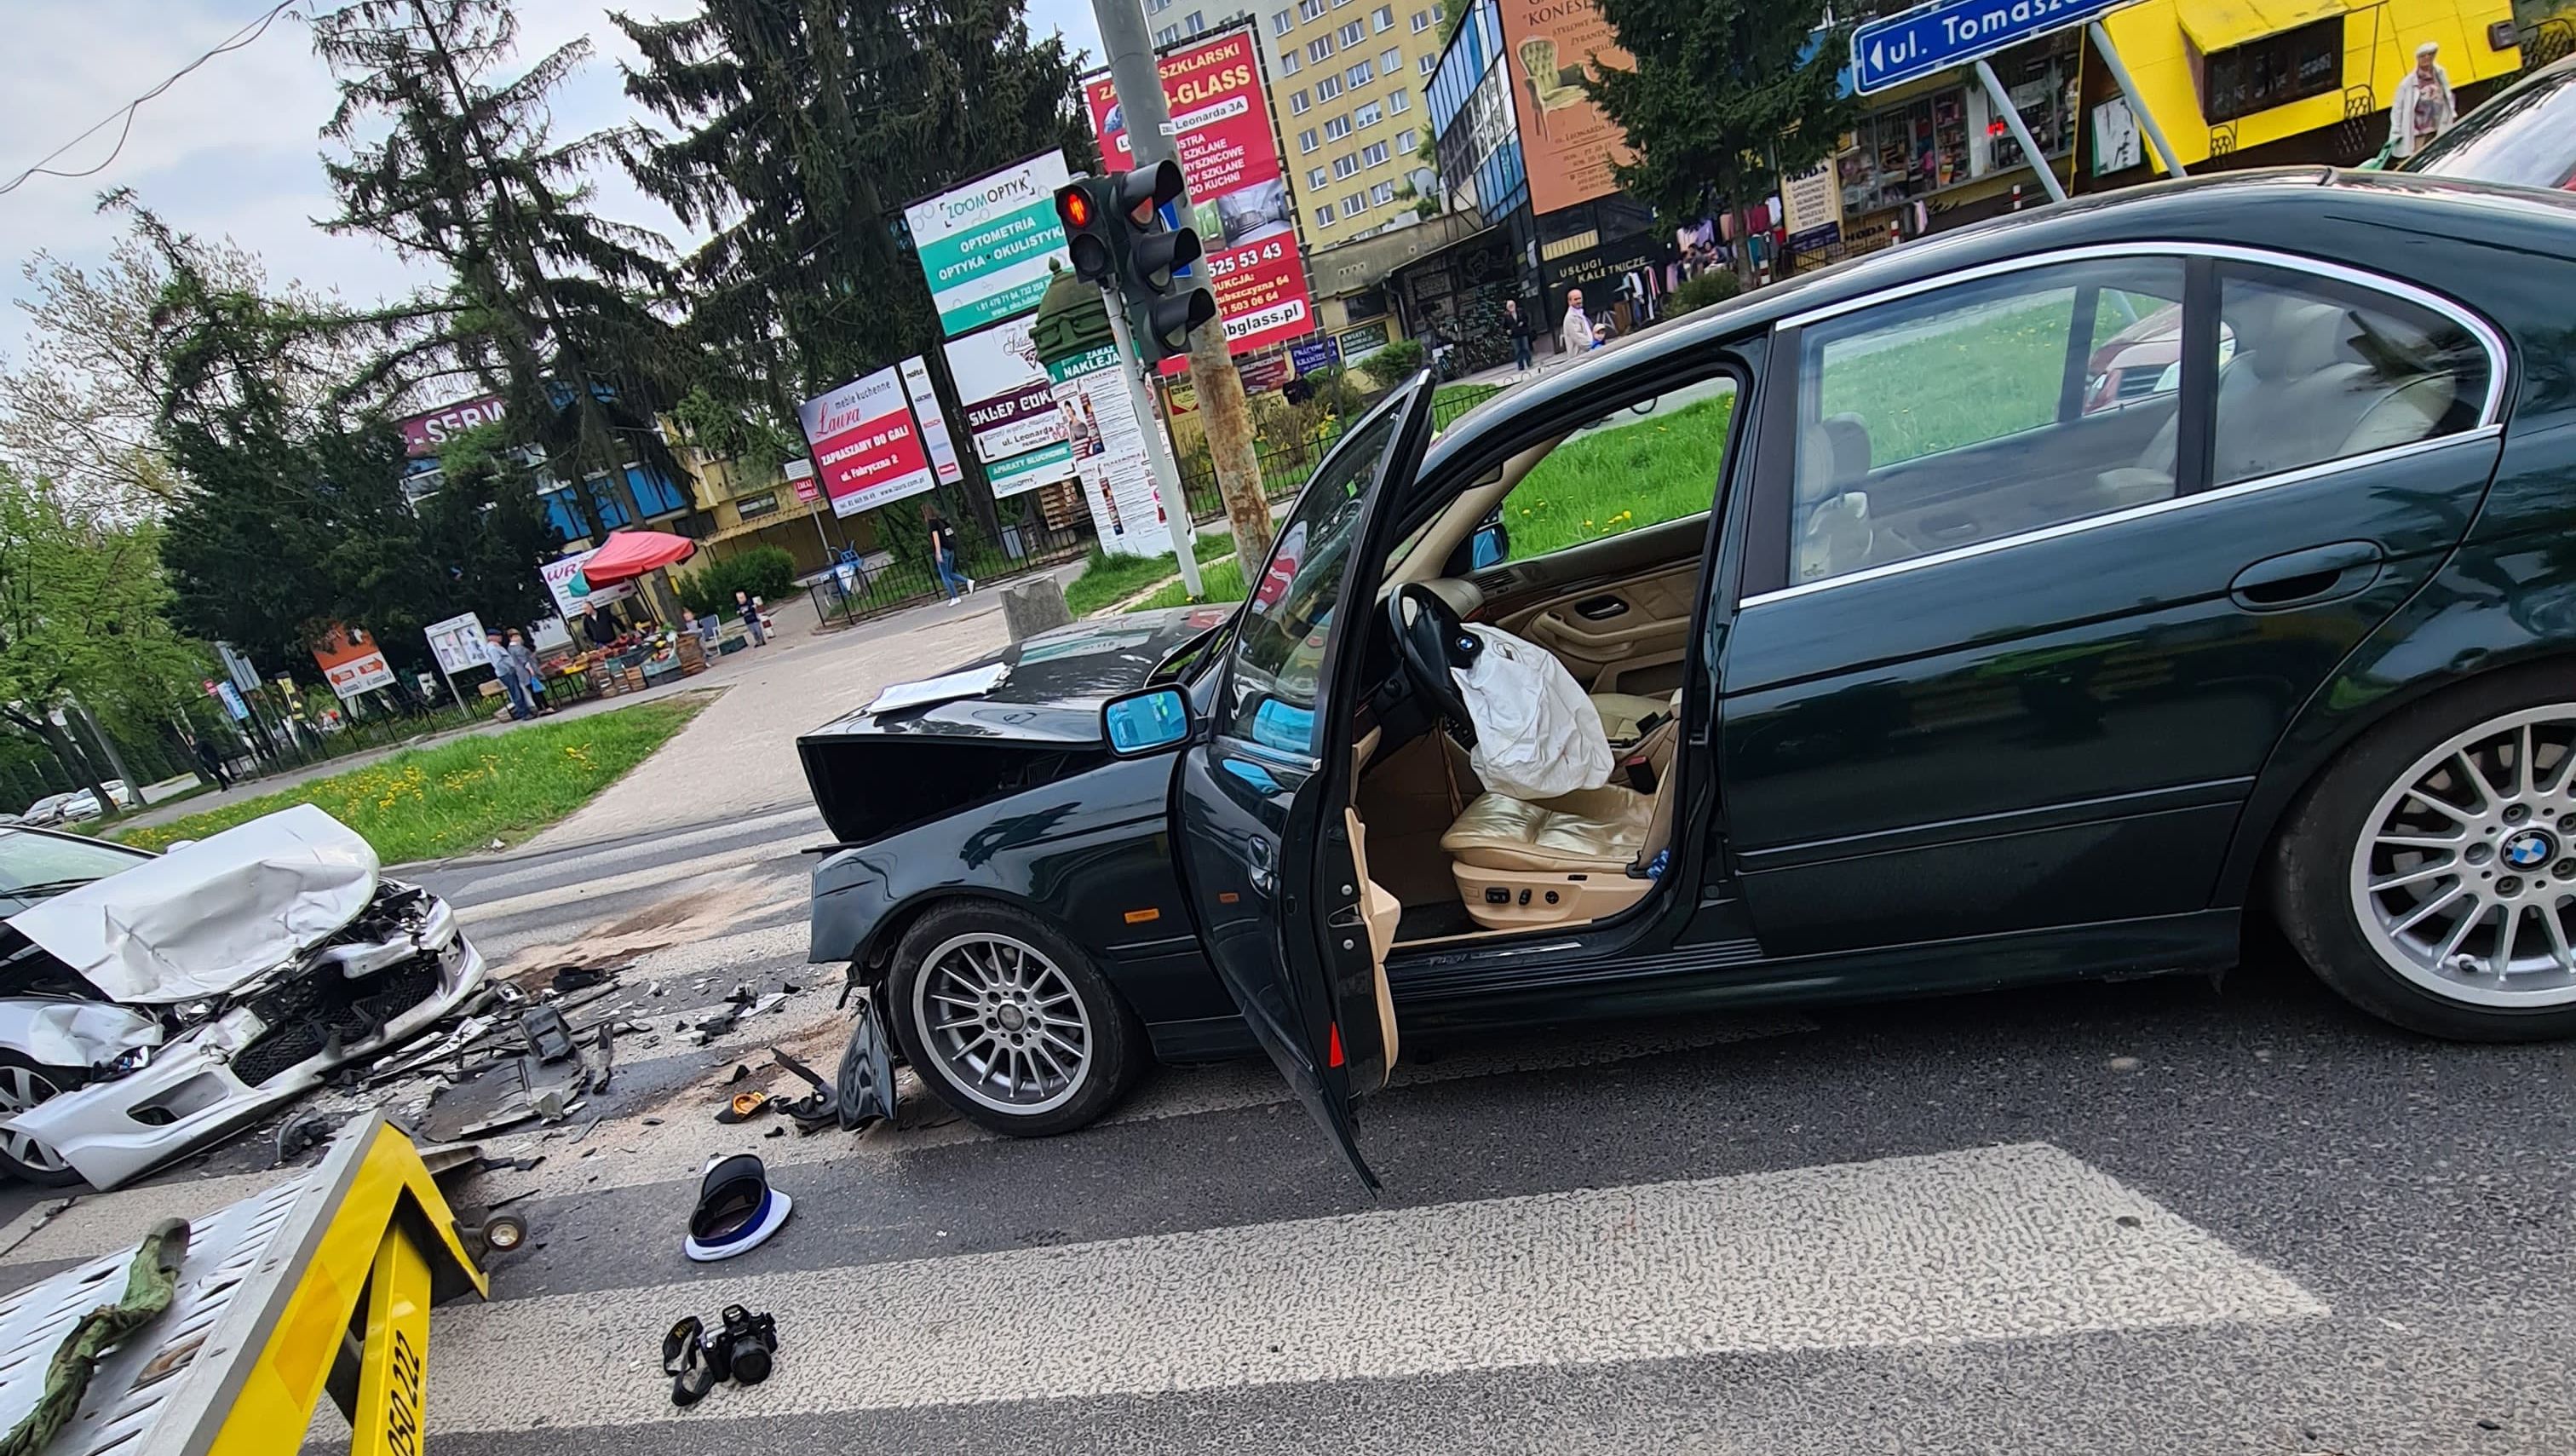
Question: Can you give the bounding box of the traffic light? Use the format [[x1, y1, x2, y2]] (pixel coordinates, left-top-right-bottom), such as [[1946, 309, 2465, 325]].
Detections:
[[1051, 160, 1218, 365]]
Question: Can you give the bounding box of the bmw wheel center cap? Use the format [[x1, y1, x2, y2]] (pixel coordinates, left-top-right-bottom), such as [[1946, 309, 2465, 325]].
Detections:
[[2502, 827, 2556, 870]]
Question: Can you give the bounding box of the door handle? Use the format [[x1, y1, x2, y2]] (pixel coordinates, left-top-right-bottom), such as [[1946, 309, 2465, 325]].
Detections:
[[2229, 541, 2383, 610], [1574, 595, 1629, 620]]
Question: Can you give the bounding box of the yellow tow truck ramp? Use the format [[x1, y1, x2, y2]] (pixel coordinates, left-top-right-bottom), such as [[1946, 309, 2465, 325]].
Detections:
[[0, 1114, 487, 1456]]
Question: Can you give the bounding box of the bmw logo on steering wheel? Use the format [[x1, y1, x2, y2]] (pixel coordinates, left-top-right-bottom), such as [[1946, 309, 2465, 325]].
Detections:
[[2502, 827, 2557, 871]]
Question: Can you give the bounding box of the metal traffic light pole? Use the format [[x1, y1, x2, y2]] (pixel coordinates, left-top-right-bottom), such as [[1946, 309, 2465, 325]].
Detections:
[[1093, 0, 1276, 582]]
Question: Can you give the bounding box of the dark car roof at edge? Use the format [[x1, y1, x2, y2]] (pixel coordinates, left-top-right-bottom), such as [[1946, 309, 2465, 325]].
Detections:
[[1423, 166, 2576, 473]]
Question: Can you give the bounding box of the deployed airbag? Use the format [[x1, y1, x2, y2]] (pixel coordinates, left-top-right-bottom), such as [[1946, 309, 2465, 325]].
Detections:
[[1451, 624, 1613, 802], [5, 804, 380, 1004]]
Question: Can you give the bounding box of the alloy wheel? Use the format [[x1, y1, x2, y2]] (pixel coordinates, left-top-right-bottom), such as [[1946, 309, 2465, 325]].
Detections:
[[2350, 705, 2576, 1008], [911, 933, 1094, 1115], [0, 1065, 71, 1174]]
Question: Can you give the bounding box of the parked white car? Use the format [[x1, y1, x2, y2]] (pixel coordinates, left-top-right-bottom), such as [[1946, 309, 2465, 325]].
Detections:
[[20, 795, 75, 827], [58, 780, 135, 821], [0, 805, 486, 1189]]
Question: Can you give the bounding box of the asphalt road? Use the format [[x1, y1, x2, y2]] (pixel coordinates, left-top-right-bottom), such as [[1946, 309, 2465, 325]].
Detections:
[[3, 810, 2569, 1453]]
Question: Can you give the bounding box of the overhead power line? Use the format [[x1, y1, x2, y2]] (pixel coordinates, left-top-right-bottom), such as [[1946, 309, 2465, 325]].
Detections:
[[0, 0, 304, 199]]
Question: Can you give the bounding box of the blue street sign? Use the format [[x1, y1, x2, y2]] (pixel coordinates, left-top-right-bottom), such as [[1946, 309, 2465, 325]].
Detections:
[[1851, 0, 2124, 95]]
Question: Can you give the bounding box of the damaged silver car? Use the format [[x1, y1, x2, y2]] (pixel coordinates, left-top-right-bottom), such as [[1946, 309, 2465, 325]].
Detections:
[[0, 804, 486, 1189]]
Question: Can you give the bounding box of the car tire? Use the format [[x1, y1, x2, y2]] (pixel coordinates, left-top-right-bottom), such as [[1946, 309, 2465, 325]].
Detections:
[[886, 901, 1144, 1137], [0, 1052, 86, 1188], [2277, 666, 2576, 1041]]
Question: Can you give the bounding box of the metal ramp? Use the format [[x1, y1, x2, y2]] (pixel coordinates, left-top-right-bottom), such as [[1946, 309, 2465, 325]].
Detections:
[[0, 1114, 486, 1456]]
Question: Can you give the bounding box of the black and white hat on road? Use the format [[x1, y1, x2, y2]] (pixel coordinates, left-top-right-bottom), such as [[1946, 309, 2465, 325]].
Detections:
[[683, 1153, 793, 1262]]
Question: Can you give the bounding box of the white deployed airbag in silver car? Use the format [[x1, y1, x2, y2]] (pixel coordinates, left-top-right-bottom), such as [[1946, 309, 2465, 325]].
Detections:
[[4, 804, 379, 1004], [1450, 624, 1613, 802]]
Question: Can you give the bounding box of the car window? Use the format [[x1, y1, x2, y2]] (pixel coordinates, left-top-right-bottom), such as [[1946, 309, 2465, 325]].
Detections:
[[0, 828, 149, 909], [1216, 400, 1411, 760], [1791, 257, 2187, 587], [1490, 375, 1738, 567], [2210, 262, 2491, 489], [2398, 61, 2576, 189]]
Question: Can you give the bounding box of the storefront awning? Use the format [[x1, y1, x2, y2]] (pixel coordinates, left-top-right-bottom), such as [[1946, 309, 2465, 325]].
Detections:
[[2176, 0, 2347, 55]]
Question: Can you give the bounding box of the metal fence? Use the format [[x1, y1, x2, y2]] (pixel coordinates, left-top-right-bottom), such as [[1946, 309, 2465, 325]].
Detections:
[[1170, 377, 1506, 523], [807, 507, 1090, 627]]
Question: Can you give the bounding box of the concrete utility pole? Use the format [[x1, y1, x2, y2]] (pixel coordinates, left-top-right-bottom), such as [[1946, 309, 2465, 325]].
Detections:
[[1095, 0, 1276, 583]]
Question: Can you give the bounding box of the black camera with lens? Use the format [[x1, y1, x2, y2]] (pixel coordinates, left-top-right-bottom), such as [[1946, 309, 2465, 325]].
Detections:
[[704, 1303, 778, 1385]]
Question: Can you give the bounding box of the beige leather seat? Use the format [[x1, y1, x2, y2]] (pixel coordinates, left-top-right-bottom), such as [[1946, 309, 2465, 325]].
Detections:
[[1589, 692, 1673, 745], [1437, 718, 1682, 931]]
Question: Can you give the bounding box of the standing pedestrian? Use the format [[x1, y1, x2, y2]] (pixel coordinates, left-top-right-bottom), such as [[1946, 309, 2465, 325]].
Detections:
[[485, 632, 532, 719], [1559, 287, 1593, 357], [1504, 298, 1533, 375], [2389, 42, 2457, 160], [922, 500, 974, 605], [193, 734, 234, 791], [733, 590, 768, 647], [506, 630, 550, 715]]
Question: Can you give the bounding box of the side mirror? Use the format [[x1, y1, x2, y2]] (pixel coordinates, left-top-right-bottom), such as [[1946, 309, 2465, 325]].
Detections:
[[1103, 686, 1192, 756], [1470, 518, 1510, 570]]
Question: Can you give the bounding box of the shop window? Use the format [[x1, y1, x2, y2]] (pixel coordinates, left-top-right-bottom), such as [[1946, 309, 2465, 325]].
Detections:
[[1346, 285, 1387, 320], [1837, 86, 1969, 214], [2197, 16, 2343, 123], [1356, 99, 1383, 127]]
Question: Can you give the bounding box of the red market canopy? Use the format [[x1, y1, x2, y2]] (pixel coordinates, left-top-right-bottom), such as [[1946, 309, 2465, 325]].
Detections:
[[580, 528, 697, 585]]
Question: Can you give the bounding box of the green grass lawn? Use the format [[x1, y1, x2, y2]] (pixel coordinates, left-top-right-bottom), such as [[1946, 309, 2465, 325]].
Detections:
[[1127, 555, 1249, 613], [1816, 294, 2077, 466], [1499, 392, 1739, 559], [1061, 534, 1235, 616], [115, 699, 707, 864]]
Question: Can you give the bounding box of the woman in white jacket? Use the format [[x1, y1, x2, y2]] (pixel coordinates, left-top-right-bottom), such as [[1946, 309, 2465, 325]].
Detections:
[[2389, 42, 2457, 161]]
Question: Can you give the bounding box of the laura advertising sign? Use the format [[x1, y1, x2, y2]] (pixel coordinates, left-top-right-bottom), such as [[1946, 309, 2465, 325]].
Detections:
[[906, 152, 1075, 337], [1084, 24, 1317, 370], [1498, 0, 1638, 215], [397, 394, 506, 457], [797, 367, 939, 518]]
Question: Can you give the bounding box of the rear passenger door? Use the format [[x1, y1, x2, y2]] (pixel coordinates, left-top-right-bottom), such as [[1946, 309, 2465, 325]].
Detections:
[[1719, 249, 2506, 955]]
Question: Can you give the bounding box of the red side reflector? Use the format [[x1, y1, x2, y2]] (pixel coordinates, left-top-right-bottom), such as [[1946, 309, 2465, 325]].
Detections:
[[1327, 1022, 1345, 1068]]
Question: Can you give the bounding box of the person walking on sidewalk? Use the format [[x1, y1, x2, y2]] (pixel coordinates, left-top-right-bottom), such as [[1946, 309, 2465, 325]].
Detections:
[[733, 590, 768, 647], [923, 500, 974, 605], [1504, 298, 1534, 375], [506, 630, 551, 716], [485, 631, 532, 719], [193, 734, 234, 790], [2389, 41, 2457, 160]]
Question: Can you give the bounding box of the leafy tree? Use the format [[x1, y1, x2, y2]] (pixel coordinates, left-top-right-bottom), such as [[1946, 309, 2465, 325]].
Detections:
[[313, 0, 692, 538], [1584, 0, 1854, 282], [420, 423, 560, 630], [0, 468, 204, 820], [613, 0, 1096, 440]]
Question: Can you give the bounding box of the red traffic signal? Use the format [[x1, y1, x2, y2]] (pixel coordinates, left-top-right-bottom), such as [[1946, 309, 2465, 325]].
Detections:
[[1054, 176, 1121, 286]]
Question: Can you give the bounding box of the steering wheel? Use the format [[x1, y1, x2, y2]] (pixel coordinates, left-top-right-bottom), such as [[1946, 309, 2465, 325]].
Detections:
[[1387, 583, 1482, 745]]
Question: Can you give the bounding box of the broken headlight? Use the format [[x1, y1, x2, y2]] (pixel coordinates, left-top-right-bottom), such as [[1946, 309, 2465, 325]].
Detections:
[[102, 1045, 152, 1077]]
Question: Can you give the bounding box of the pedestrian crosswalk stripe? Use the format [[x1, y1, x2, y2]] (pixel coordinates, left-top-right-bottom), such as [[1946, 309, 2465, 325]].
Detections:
[[409, 1142, 2323, 1433]]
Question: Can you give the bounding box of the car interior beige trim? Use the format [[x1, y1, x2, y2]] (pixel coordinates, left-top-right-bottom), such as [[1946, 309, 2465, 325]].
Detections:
[[1343, 806, 1400, 1083]]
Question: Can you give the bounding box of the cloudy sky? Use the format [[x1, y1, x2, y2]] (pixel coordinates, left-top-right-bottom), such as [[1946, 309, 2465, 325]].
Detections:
[[0, 0, 1107, 359]]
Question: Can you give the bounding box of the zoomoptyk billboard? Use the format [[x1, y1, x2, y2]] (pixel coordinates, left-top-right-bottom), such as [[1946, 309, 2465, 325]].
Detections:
[[1084, 21, 1317, 371]]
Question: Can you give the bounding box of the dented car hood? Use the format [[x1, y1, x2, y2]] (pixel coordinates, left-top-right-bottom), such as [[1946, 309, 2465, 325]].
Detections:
[[3, 804, 380, 1004]]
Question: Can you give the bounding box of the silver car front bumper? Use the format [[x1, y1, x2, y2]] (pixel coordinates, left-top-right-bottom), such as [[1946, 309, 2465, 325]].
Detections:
[[3, 895, 486, 1190]]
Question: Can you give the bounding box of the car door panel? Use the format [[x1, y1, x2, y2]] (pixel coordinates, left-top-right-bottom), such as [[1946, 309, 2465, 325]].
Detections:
[[1173, 377, 1436, 1186], [1504, 563, 1699, 690], [1726, 429, 2504, 955]]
